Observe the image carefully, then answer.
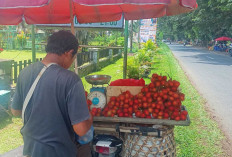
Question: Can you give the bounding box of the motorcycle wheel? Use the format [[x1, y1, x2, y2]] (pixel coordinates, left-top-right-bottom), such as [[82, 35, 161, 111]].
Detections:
[[229, 49, 232, 57]]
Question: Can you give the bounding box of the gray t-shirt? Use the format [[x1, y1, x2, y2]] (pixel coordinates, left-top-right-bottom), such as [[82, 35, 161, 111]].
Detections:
[[12, 62, 90, 157]]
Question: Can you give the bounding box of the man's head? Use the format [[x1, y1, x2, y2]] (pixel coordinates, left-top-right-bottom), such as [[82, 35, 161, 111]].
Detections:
[[46, 30, 79, 56], [45, 30, 79, 69]]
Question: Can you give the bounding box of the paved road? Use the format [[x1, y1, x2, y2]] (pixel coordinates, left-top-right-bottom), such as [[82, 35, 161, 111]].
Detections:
[[1, 146, 23, 157], [169, 44, 232, 141]]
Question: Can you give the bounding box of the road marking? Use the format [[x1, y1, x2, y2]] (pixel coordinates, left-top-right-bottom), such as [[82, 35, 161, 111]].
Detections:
[[206, 56, 214, 59]]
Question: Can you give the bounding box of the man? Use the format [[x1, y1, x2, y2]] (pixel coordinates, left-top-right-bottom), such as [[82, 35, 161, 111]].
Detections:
[[11, 30, 93, 157]]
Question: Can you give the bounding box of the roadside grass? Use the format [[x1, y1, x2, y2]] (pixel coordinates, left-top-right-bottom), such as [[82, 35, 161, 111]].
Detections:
[[0, 44, 225, 156], [0, 50, 46, 62], [0, 113, 23, 154], [147, 43, 225, 157]]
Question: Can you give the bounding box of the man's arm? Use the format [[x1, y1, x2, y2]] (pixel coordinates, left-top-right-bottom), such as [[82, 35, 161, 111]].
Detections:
[[11, 108, 22, 117], [73, 114, 93, 136], [67, 80, 93, 136], [11, 75, 23, 117]]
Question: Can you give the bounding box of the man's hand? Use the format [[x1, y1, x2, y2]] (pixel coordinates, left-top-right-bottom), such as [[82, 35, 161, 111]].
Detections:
[[73, 114, 93, 136], [11, 108, 22, 117]]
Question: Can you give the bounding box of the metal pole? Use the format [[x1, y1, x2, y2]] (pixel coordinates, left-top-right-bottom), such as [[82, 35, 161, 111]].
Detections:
[[130, 20, 133, 53], [32, 25, 36, 63], [138, 20, 141, 49], [155, 18, 158, 44], [123, 20, 129, 79], [69, 0, 78, 74]]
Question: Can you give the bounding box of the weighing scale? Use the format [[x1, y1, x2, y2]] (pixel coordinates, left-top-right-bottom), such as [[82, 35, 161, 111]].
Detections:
[[85, 75, 111, 109]]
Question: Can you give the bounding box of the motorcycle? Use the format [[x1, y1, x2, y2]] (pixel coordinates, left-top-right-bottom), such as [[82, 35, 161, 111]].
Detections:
[[228, 45, 232, 57], [183, 41, 190, 46], [92, 134, 123, 157]]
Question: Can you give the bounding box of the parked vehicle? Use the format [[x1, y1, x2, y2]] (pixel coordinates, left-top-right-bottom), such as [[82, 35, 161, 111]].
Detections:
[[162, 39, 171, 44], [92, 135, 123, 157], [183, 41, 191, 46], [228, 44, 232, 57]]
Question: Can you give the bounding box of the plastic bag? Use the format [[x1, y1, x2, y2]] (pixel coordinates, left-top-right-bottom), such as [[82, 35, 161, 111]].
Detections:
[[110, 78, 145, 86], [76, 126, 94, 145]]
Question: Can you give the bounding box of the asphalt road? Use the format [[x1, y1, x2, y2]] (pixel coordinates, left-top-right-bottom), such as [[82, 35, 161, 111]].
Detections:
[[169, 44, 232, 141]]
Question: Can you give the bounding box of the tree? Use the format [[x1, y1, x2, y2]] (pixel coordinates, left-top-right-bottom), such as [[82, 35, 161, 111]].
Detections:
[[157, 0, 232, 46]]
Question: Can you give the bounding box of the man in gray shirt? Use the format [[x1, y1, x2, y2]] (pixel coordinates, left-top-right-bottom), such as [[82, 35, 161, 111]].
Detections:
[[11, 30, 92, 157]]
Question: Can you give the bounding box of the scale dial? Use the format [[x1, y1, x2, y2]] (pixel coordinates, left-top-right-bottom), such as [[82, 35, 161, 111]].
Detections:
[[87, 91, 106, 109]]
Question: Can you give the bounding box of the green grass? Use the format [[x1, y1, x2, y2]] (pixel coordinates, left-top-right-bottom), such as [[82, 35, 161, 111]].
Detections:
[[0, 113, 23, 154], [0, 44, 225, 156], [81, 59, 123, 91], [0, 50, 46, 62], [147, 43, 225, 157]]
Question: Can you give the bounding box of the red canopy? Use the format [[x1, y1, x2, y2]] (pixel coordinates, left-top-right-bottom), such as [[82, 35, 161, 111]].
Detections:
[[0, 0, 197, 25], [215, 36, 232, 41], [0, 0, 50, 8]]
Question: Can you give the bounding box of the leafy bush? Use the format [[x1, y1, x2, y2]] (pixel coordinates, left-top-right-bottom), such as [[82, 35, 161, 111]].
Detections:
[[127, 58, 140, 79], [127, 40, 157, 78], [139, 65, 151, 78], [117, 37, 124, 47], [134, 49, 152, 64], [127, 65, 140, 79], [94, 35, 106, 45], [143, 39, 157, 51], [16, 31, 27, 49]]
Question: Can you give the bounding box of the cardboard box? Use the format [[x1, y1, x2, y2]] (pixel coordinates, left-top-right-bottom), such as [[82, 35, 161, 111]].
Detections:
[[106, 86, 143, 103]]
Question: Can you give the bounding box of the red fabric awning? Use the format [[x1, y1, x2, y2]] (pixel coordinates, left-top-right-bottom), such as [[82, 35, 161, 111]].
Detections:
[[215, 36, 232, 41], [0, 0, 49, 8], [0, 0, 197, 25], [74, 0, 170, 5]]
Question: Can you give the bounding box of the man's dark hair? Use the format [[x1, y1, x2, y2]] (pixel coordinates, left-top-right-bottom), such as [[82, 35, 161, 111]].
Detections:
[[46, 30, 79, 56]]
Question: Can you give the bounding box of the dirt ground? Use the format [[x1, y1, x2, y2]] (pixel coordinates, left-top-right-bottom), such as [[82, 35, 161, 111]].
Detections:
[[204, 103, 232, 157]]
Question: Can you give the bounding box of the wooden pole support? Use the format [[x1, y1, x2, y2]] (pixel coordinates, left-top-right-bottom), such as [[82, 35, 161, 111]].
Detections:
[[31, 25, 36, 63], [123, 20, 129, 79], [69, 0, 78, 74]]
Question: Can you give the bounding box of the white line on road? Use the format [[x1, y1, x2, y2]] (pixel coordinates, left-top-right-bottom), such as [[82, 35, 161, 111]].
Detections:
[[206, 56, 214, 59]]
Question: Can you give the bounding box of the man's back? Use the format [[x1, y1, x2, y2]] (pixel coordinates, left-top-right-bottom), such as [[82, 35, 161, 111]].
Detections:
[[12, 62, 90, 157]]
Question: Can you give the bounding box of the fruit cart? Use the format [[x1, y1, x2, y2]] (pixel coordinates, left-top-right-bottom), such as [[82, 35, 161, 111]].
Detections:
[[85, 74, 190, 157]]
